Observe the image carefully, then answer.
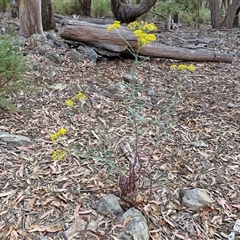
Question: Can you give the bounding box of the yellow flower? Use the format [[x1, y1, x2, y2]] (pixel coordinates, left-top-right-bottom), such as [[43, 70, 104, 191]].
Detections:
[[66, 99, 74, 107], [71, 92, 86, 101], [128, 21, 140, 31], [52, 149, 67, 161], [170, 64, 177, 70], [177, 64, 188, 71], [188, 64, 195, 72], [50, 128, 67, 142], [107, 21, 121, 32]]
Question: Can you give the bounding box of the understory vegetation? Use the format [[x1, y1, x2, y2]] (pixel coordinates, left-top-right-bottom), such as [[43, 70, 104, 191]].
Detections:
[[0, 34, 27, 110]]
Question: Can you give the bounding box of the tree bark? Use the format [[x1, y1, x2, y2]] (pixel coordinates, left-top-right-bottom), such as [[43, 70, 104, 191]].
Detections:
[[111, 0, 156, 23], [209, 0, 221, 28], [222, 0, 240, 28], [19, 0, 44, 37], [42, 0, 56, 31], [59, 19, 233, 63]]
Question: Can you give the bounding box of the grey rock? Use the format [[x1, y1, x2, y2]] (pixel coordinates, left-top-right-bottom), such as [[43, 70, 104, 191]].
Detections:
[[0, 132, 32, 146], [46, 39, 55, 47], [46, 30, 59, 41], [181, 188, 213, 210], [84, 47, 98, 63], [66, 50, 82, 62], [188, 140, 208, 147], [29, 33, 46, 47], [123, 73, 138, 84], [97, 194, 123, 218], [226, 102, 236, 108], [30, 61, 47, 72], [32, 46, 48, 55], [119, 208, 149, 240], [145, 88, 159, 97], [44, 52, 61, 64], [109, 82, 126, 92]]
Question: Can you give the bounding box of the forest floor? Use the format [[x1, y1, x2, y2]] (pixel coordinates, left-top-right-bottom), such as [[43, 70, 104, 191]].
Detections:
[[0, 14, 240, 240]]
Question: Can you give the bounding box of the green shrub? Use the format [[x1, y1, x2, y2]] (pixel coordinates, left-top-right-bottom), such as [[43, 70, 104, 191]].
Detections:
[[52, 0, 81, 15], [0, 0, 9, 12], [0, 34, 26, 110], [91, 0, 112, 17]]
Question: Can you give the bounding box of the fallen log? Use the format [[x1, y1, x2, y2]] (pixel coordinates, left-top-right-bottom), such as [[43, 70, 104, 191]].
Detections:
[[59, 19, 234, 63]]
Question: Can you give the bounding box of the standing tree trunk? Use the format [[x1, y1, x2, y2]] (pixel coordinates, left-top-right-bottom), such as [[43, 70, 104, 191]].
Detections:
[[111, 0, 156, 23], [42, 0, 55, 31], [78, 0, 91, 16], [19, 0, 44, 37], [209, 0, 221, 28], [222, 0, 240, 28]]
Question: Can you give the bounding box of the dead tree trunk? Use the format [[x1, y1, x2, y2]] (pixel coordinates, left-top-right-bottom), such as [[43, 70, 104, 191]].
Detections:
[[111, 0, 156, 23], [59, 19, 234, 63]]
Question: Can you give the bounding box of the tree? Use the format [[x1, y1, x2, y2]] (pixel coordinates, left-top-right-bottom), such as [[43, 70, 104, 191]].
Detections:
[[42, 0, 56, 31], [222, 0, 240, 28], [19, 0, 55, 37], [209, 0, 221, 28], [78, 0, 91, 16], [209, 0, 240, 28], [111, 0, 156, 23]]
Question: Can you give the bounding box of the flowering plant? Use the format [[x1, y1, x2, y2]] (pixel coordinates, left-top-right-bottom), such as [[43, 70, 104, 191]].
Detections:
[[170, 64, 195, 72]]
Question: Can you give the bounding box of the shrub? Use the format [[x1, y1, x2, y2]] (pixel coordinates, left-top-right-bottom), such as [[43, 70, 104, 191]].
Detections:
[[0, 34, 26, 110]]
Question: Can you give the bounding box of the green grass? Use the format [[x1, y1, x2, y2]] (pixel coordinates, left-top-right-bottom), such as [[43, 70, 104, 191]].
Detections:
[[0, 34, 27, 110]]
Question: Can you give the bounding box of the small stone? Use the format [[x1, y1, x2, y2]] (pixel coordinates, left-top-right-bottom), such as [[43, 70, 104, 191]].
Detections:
[[66, 50, 82, 62], [119, 208, 149, 240], [84, 47, 98, 63], [226, 102, 236, 108], [109, 82, 126, 92], [189, 140, 208, 147], [97, 194, 123, 218], [32, 46, 48, 55], [44, 52, 61, 64], [145, 88, 159, 97], [123, 73, 138, 84], [181, 188, 213, 210], [0, 132, 32, 146], [29, 33, 46, 47]]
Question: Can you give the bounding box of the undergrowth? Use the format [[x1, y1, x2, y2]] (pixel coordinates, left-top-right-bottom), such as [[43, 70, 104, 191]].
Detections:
[[0, 34, 27, 111]]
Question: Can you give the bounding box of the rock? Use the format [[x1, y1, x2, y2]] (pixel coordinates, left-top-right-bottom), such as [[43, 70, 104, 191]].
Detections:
[[66, 50, 82, 62], [30, 61, 47, 72], [123, 73, 138, 84], [109, 82, 126, 92], [119, 208, 149, 240], [84, 47, 98, 63], [97, 194, 123, 218], [46, 30, 59, 41], [181, 188, 213, 210], [188, 140, 208, 147], [32, 46, 48, 55], [29, 33, 46, 47], [0, 132, 32, 146], [145, 88, 159, 97], [226, 102, 236, 108], [44, 52, 61, 64]]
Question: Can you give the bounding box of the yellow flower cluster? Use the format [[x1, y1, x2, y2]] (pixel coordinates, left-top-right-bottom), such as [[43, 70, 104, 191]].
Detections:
[[66, 92, 86, 107], [107, 21, 121, 32], [52, 149, 67, 161], [128, 21, 157, 47], [170, 64, 195, 72], [107, 20, 157, 48], [50, 127, 67, 142]]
